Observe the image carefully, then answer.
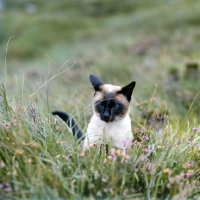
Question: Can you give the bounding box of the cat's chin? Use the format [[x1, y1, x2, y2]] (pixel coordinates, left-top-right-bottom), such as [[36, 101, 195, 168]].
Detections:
[[100, 118, 113, 123], [101, 117, 120, 123]]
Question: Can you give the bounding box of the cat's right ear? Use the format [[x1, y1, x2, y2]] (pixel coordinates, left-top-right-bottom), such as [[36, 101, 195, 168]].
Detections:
[[89, 75, 104, 91]]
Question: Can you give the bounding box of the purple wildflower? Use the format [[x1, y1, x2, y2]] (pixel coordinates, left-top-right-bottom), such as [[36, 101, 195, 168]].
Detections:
[[122, 139, 129, 146], [192, 127, 197, 132], [108, 155, 116, 162], [142, 135, 149, 141], [182, 162, 194, 169], [144, 148, 150, 153], [0, 184, 3, 188], [121, 139, 129, 150], [132, 140, 139, 146], [108, 150, 117, 162], [186, 170, 194, 178], [3, 187, 10, 192]]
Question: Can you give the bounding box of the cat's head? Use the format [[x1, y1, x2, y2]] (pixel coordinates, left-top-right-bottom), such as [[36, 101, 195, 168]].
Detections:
[[90, 75, 136, 123]]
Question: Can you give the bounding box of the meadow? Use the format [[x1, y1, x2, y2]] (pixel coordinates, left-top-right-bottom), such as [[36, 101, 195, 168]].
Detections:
[[0, 0, 200, 199]]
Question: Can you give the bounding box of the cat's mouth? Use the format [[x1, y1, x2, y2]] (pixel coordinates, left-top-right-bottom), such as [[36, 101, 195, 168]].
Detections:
[[101, 116, 114, 123]]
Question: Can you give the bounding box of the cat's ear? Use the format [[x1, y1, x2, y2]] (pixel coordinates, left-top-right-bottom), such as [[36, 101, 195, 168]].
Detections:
[[118, 81, 136, 102], [89, 75, 104, 91]]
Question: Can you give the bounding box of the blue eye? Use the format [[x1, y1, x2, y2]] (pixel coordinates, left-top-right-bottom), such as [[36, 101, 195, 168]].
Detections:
[[97, 101, 103, 108], [113, 103, 120, 109]]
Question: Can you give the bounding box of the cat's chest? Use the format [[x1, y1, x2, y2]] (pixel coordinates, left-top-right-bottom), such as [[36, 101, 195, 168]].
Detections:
[[84, 114, 133, 150], [87, 114, 132, 138]]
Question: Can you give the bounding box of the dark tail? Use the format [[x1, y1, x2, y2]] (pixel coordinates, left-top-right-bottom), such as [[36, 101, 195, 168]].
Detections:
[[52, 111, 84, 143]]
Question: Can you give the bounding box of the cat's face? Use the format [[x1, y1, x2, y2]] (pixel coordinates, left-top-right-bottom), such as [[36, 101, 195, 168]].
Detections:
[[90, 75, 136, 123]]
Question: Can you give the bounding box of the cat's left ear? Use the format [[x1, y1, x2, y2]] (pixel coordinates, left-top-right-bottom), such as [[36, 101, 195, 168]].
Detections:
[[119, 81, 136, 102], [89, 75, 104, 91]]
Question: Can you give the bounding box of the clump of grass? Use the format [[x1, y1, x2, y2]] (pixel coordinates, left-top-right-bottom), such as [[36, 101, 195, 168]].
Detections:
[[0, 78, 200, 199], [151, 105, 169, 136]]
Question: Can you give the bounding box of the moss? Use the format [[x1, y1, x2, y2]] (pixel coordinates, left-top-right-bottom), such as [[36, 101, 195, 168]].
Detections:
[[168, 67, 179, 75]]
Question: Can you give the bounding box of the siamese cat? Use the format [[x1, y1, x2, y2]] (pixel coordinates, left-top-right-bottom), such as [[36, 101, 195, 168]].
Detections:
[[52, 75, 136, 151]]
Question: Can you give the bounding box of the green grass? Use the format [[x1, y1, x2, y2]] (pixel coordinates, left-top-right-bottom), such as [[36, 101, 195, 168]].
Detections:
[[0, 0, 200, 199], [0, 81, 200, 199]]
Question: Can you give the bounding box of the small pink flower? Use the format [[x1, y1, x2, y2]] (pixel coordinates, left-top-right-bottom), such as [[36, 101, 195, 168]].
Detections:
[[132, 140, 139, 146], [144, 148, 150, 153], [108, 151, 117, 162], [186, 170, 194, 178], [3, 187, 10, 193], [192, 127, 197, 132], [122, 139, 129, 146], [142, 136, 149, 141], [182, 162, 193, 169]]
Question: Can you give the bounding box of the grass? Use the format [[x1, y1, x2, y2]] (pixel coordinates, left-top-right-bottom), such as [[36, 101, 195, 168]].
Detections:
[[0, 81, 200, 199], [1, 0, 200, 199]]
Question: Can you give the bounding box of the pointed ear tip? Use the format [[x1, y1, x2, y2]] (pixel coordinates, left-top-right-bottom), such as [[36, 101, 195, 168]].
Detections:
[[89, 75, 96, 82], [129, 81, 136, 90], [89, 74, 94, 79], [131, 81, 136, 86]]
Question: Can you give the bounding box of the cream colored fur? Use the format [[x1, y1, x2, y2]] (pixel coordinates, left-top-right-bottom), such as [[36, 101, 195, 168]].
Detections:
[[83, 109, 133, 151]]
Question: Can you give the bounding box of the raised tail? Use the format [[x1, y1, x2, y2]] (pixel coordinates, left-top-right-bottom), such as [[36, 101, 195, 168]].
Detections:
[[52, 111, 84, 143]]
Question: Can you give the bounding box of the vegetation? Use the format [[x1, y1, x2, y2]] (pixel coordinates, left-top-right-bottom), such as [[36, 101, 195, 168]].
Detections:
[[0, 0, 200, 199]]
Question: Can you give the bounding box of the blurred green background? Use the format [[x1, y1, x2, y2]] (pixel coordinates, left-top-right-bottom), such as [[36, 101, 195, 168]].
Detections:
[[1, 0, 200, 121]]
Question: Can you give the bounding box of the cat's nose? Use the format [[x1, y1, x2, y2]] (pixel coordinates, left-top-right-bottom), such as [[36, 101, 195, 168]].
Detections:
[[103, 110, 110, 122], [103, 110, 109, 117]]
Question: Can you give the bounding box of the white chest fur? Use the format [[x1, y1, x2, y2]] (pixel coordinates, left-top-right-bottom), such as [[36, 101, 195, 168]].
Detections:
[[83, 113, 133, 151]]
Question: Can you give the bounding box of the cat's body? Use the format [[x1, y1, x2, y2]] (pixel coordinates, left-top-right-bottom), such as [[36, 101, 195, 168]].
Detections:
[[53, 75, 136, 151], [84, 112, 132, 150]]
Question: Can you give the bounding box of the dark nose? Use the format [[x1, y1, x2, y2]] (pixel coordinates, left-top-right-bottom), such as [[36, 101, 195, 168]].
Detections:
[[103, 110, 110, 122]]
